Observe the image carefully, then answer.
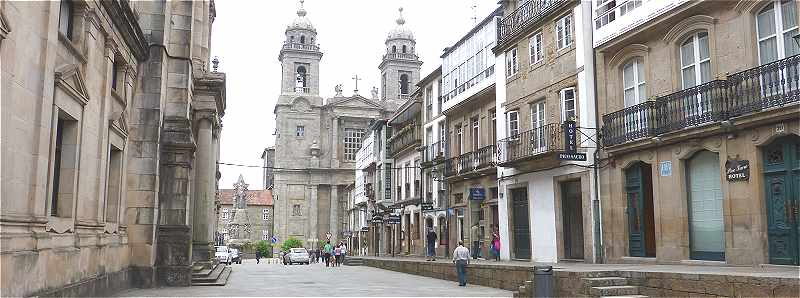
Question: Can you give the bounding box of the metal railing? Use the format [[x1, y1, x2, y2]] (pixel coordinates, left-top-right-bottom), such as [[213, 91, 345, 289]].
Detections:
[[497, 0, 569, 46], [388, 123, 421, 156], [398, 94, 412, 100], [423, 141, 446, 163], [294, 86, 310, 93], [497, 123, 563, 164], [283, 42, 319, 51], [383, 53, 419, 60], [444, 145, 497, 177], [602, 55, 800, 147]]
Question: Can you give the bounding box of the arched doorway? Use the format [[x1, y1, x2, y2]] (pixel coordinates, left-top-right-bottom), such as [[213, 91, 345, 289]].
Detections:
[[763, 134, 800, 265], [687, 150, 724, 261], [625, 162, 656, 257]]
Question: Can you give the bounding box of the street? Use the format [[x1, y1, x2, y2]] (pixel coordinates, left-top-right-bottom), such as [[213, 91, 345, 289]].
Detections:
[[117, 259, 511, 297]]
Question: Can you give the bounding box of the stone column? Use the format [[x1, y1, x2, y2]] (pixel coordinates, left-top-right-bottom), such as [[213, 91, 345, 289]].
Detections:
[[191, 112, 215, 266], [309, 185, 318, 246], [331, 117, 339, 167], [330, 185, 339, 239], [155, 118, 196, 287]]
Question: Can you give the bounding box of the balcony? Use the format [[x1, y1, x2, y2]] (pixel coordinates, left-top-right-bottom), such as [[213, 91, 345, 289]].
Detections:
[[443, 145, 497, 179], [388, 123, 421, 156], [365, 183, 374, 199], [383, 53, 419, 61], [602, 55, 800, 148], [398, 94, 412, 101], [283, 42, 320, 51], [497, 0, 571, 48], [442, 65, 495, 103], [422, 141, 446, 166], [294, 86, 310, 94], [497, 123, 565, 168]]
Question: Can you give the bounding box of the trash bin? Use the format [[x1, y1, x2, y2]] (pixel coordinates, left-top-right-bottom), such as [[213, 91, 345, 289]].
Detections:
[[532, 266, 554, 298]]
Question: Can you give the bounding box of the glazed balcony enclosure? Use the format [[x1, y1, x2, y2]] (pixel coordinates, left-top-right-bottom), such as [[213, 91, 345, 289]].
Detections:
[[443, 144, 496, 179], [388, 98, 422, 157], [602, 55, 800, 148], [387, 123, 421, 157]]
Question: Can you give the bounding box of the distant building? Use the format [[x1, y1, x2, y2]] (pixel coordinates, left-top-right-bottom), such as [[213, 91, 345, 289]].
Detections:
[[261, 146, 276, 189], [217, 187, 274, 247]]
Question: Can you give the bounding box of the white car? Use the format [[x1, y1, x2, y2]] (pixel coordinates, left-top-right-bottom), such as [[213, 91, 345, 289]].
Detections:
[[286, 248, 310, 265], [215, 246, 232, 265]]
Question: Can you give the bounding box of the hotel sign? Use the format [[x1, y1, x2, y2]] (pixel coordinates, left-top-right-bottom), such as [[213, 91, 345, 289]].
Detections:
[[559, 121, 587, 161], [725, 159, 750, 182]]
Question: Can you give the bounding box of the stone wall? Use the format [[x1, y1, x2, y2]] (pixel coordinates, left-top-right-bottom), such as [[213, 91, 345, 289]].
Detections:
[[361, 258, 533, 291]]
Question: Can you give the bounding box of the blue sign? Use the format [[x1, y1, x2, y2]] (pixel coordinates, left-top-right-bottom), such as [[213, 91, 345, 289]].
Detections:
[[469, 188, 486, 200], [271, 236, 279, 244], [659, 161, 672, 177]]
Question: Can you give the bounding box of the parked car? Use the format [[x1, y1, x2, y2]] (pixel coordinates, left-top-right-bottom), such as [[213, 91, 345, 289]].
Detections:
[[215, 246, 231, 265], [285, 248, 310, 265], [230, 248, 241, 264]]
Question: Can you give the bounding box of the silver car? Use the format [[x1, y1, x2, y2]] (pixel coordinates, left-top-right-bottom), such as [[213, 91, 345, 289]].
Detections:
[[286, 248, 310, 265]]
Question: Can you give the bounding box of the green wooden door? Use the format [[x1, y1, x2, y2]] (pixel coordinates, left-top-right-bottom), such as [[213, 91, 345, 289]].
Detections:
[[626, 164, 647, 257], [511, 188, 531, 259], [763, 136, 800, 265]]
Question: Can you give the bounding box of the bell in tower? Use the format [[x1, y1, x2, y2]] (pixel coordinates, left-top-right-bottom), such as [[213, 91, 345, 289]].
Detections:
[[279, 0, 323, 98]]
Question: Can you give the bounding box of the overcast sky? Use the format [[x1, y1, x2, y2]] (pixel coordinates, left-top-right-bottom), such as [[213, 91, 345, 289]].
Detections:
[[211, 0, 498, 189]]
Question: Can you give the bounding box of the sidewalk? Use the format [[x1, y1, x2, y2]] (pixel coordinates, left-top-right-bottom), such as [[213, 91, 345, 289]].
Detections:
[[355, 254, 800, 279]]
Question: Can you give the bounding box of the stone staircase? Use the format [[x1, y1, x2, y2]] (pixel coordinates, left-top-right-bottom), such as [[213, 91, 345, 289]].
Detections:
[[343, 257, 364, 266], [191, 263, 232, 286], [581, 275, 646, 298]]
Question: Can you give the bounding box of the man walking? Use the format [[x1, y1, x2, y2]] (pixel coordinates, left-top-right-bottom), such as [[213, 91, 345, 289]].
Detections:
[[470, 224, 481, 260], [452, 240, 470, 286], [426, 228, 437, 261], [255, 250, 261, 264], [323, 241, 333, 267]]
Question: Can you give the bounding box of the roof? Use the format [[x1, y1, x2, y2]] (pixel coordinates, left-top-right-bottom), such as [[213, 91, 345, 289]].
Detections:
[[218, 189, 274, 206], [416, 66, 442, 87], [440, 6, 503, 58]]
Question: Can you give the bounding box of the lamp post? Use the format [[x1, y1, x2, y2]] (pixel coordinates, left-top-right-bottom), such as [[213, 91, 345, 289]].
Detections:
[[430, 166, 449, 258]]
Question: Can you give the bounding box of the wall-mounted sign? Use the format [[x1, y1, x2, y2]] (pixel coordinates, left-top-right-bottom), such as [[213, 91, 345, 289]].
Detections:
[[558, 152, 587, 161], [371, 216, 383, 224], [659, 161, 672, 177], [387, 214, 401, 224], [559, 121, 587, 161], [725, 159, 750, 182], [421, 202, 434, 211], [361, 227, 370, 232], [469, 188, 486, 200]]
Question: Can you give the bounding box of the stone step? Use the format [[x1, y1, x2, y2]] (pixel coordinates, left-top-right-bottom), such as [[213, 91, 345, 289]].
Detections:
[[193, 266, 231, 286], [192, 266, 213, 277], [582, 277, 628, 287], [192, 264, 225, 283], [589, 286, 640, 297]]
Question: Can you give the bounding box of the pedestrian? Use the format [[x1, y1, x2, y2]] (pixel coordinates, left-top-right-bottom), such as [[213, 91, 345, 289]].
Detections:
[[491, 229, 501, 261], [340, 242, 347, 264], [426, 228, 437, 261], [470, 224, 481, 260], [452, 240, 470, 286], [334, 244, 342, 267], [323, 241, 333, 267], [256, 250, 261, 264]]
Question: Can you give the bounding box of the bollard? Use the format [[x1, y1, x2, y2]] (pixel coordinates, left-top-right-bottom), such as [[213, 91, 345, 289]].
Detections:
[[532, 266, 554, 298]]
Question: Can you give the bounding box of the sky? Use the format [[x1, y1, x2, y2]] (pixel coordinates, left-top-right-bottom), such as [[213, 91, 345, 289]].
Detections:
[[211, 0, 498, 190]]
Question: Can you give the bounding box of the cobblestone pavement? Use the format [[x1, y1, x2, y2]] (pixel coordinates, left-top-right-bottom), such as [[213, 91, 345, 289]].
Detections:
[[117, 259, 511, 297]]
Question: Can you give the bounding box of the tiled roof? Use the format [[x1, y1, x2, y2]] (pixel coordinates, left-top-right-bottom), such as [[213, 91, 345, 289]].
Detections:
[[217, 189, 273, 206]]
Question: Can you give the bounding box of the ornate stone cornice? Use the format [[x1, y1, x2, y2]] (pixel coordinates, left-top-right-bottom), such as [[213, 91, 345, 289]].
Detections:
[[99, 0, 148, 62], [194, 72, 227, 117]]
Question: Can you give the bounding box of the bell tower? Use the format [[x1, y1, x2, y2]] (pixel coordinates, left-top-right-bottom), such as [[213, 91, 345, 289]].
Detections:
[[378, 7, 422, 101], [279, 0, 323, 98]]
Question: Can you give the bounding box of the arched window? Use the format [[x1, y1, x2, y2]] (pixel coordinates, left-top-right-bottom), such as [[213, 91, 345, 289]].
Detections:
[[400, 74, 409, 95], [622, 58, 646, 107], [402, 45, 407, 53], [290, 36, 295, 43], [300, 35, 306, 44], [296, 66, 307, 90], [756, 1, 799, 65], [392, 45, 397, 53], [680, 32, 711, 89]]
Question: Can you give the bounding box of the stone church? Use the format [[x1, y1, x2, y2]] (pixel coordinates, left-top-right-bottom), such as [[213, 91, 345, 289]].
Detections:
[[271, 2, 421, 248]]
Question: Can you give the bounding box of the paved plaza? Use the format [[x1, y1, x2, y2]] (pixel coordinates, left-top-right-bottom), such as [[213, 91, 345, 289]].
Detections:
[[117, 259, 511, 297]]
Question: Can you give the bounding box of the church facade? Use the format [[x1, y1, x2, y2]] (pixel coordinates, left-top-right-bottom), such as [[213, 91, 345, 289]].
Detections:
[[271, 3, 421, 248]]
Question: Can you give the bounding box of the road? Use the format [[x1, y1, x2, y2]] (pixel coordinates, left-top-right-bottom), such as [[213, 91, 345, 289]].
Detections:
[[117, 259, 511, 297]]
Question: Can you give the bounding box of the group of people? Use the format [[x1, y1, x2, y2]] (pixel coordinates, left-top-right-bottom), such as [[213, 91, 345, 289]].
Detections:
[[318, 240, 347, 267]]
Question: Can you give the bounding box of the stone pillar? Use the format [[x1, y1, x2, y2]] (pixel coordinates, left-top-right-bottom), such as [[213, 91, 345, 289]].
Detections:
[[191, 112, 215, 267], [155, 118, 196, 287], [309, 185, 318, 246], [331, 117, 339, 167], [330, 185, 339, 240]]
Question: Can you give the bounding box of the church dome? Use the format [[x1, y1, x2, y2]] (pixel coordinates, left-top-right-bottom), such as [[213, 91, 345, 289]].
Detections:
[[387, 8, 414, 41], [288, 0, 315, 32]]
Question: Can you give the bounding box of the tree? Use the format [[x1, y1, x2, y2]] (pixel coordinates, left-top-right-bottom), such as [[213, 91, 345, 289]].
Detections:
[[281, 237, 304, 252], [255, 240, 272, 258]]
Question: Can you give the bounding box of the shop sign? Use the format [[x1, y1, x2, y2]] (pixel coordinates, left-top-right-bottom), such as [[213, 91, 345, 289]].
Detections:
[[725, 159, 750, 182], [421, 202, 434, 211], [469, 188, 486, 200], [387, 214, 401, 224]]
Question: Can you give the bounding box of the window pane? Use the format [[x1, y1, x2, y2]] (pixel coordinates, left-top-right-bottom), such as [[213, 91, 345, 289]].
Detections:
[[700, 61, 712, 83], [681, 40, 695, 67], [638, 83, 646, 103], [636, 61, 645, 84], [759, 38, 779, 64], [698, 33, 710, 60], [781, 0, 797, 29], [624, 89, 636, 107], [682, 66, 696, 88], [623, 62, 635, 88], [757, 7, 777, 38], [783, 29, 800, 56]]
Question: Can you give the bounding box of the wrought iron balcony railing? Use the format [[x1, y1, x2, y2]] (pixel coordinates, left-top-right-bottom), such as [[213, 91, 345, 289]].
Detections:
[[283, 42, 320, 51], [497, 123, 564, 164], [497, 0, 570, 47], [383, 53, 419, 60], [443, 145, 497, 178], [388, 123, 421, 156], [602, 55, 800, 147], [423, 141, 446, 164]]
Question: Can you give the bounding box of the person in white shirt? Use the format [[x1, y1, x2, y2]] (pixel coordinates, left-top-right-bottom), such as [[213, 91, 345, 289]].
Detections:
[[452, 240, 470, 286], [340, 242, 347, 264]]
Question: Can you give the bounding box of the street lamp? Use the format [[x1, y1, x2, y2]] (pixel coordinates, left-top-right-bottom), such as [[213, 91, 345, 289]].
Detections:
[[794, 32, 800, 48]]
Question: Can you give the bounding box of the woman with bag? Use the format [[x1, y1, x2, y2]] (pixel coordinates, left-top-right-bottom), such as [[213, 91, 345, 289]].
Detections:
[[491, 230, 501, 261]]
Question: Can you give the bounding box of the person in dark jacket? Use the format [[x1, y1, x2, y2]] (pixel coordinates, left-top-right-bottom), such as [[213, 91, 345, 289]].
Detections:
[[426, 228, 437, 261], [256, 250, 262, 264]]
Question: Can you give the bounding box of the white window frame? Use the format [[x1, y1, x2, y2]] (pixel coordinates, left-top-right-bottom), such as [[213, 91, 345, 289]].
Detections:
[[756, 0, 799, 65], [262, 230, 269, 240], [560, 88, 577, 122], [529, 32, 543, 65], [680, 32, 711, 89], [622, 59, 646, 107], [344, 128, 365, 161], [556, 14, 573, 50], [507, 110, 520, 137], [455, 125, 463, 155], [296, 125, 305, 137], [531, 100, 547, 152], [222, 208, 229, 220], [506, 48, 518, 77], [262, 208, 269, 220]]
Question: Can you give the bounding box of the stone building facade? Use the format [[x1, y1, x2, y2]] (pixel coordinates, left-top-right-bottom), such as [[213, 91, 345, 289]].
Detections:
[[216, 187, 274, 246], [271, 3, 409, 249], [0, 0, 227, 296], [595, 0, 800, 266]]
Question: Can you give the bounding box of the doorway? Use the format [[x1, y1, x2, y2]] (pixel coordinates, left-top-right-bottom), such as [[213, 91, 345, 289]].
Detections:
[[625, 162, 656, 257], [687, 150, 725, 261], [561, 180, 584, 260], [511, 188, 531, 259], [763, 135, 800, 265]]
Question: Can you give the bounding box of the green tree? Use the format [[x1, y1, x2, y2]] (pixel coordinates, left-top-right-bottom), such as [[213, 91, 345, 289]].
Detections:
[[255, 240, 272, 258], [281, 237, 304, 252]]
